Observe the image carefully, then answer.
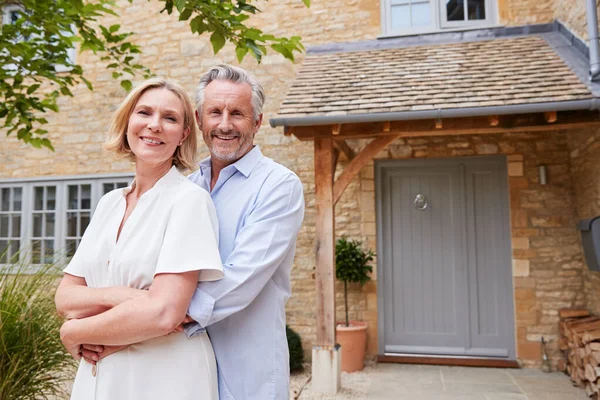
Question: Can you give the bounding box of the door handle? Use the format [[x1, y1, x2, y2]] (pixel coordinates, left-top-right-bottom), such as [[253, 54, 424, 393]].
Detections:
[[414, 194, 428, 211]]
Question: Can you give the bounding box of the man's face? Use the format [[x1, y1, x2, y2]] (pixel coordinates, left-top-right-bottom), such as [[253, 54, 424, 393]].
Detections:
[[197, 80, 261, 166]]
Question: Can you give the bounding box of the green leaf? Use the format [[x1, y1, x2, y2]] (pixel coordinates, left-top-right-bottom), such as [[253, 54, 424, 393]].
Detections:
[[243, 28, 262, 41], [236, 46, 249, 63], [109, 24, 120, 33], [120, 80, 132, 91], [174, 0, 187, 13], [179, 8, 193, 21], [302, 0, 311, 6], [210, 31, 226, 54], [27, 84, 41, 94]]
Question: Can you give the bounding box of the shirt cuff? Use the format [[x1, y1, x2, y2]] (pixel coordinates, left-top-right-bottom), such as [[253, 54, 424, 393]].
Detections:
[[186, 287, 216, 337], [183, 323, 206, 338]]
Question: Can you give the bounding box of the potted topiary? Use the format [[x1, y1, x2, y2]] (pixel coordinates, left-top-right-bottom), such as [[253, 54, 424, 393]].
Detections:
[[335, 237, 375, 373]]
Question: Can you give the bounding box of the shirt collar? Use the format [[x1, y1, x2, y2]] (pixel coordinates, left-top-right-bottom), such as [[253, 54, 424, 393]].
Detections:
[[199, 145, 263, 179]]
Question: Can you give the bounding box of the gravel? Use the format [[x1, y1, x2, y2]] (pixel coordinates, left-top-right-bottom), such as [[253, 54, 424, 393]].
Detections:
[[290, 365, 373, 400]]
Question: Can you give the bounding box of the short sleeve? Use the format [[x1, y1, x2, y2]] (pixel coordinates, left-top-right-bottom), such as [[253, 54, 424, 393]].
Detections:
[[154, 188, 223, 282], [62, 193, 111, 279]]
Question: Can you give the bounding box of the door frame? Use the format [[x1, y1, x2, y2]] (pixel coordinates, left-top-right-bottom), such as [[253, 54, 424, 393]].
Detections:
[[375, 155, 516, 360]]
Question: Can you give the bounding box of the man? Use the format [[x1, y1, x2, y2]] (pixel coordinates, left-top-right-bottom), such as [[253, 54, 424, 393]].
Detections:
[[80, 65, 304, 399], [185, 64, 304, 399]]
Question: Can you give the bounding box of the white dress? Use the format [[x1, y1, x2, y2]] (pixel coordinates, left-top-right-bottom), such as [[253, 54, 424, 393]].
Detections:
[[64, 166, 223, 400]]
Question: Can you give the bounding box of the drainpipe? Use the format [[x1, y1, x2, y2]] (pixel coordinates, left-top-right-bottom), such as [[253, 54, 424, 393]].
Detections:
[[587, 0, 600, 81]]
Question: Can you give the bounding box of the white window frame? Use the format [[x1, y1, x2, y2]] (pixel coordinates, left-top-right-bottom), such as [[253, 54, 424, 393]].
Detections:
[[381, 0, 498, 37], [0, 173, 133, 267], [1, 4, 76, 72]]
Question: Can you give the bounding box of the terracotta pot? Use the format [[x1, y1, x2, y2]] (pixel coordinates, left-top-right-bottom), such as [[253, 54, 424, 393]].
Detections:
[[336, 321, 368, 373]]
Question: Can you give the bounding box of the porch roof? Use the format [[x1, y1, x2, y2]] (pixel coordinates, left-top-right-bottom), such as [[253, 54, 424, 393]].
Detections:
[[271, 32, 597, 129]]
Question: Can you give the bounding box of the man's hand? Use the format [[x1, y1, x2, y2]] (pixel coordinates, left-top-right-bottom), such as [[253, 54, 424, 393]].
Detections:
[[171, 315, 195, 334], [81, 344, 129, 365]]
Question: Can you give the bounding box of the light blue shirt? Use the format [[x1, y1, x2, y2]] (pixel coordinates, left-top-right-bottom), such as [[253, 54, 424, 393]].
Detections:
[[186, 146, 305, 400]]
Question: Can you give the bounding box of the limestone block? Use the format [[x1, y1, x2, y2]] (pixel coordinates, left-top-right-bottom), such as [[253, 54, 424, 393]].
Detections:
[[513, 259, 530, 277]]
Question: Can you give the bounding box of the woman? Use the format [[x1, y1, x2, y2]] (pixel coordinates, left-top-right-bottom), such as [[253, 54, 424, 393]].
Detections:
[[55, 78, 223, 400]]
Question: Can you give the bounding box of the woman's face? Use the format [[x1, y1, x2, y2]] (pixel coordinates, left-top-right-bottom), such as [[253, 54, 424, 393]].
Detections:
[[126, 88, 189, 168]]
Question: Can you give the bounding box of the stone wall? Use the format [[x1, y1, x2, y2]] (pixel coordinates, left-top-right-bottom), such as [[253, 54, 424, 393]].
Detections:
[[555, 0, 588, 41], [331, 131, 587, 366], [568, 129, 600, 315]]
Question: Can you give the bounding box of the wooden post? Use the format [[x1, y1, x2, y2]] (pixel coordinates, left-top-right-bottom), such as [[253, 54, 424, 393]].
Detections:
[[312, 137, 341, 393]]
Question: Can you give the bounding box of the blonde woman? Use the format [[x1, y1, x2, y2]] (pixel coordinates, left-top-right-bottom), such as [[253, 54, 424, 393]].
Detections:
[[55, 78, 222, 400]]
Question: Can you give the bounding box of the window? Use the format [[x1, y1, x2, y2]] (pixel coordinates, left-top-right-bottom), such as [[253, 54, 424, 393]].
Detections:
[[0, 175, 132, 265], [381, 0, 496, 35], [0, 187, 23, 263]]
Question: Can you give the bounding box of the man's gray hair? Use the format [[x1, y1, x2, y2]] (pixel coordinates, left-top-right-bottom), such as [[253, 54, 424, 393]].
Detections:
[[195, 64, 265, 123]]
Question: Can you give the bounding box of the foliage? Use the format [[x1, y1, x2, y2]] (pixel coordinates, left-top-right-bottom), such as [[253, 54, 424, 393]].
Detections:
[[0, 0, 306, 151], [0, 260, 75, 400], [286, 324, 304, 373], [335, 237, 374, 327]]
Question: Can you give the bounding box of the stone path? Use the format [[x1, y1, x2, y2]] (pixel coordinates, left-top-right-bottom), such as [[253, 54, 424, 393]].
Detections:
[[291, 364, 590, 399]]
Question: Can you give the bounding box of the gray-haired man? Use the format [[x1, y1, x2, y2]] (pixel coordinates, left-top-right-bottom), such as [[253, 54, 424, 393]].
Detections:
[[185, 65, 305, 399]]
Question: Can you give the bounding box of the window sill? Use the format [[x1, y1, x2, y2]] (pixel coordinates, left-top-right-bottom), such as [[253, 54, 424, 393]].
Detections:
[[378, 23, 505, 40]]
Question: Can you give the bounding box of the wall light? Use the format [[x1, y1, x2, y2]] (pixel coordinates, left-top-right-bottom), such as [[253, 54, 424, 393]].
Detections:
[[539, 165, 548, 185]]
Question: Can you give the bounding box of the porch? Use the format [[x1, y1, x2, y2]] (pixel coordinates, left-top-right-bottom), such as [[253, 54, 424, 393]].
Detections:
[[290, 363, 588, 399]]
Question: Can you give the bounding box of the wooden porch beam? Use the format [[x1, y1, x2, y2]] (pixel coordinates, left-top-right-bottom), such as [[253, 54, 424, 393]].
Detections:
[[333, 140, 356, 161], [287, 110, 600, 141], [333, 148, 340, 174], [314, 138, 336, 347], [333, 135, 401, 205]]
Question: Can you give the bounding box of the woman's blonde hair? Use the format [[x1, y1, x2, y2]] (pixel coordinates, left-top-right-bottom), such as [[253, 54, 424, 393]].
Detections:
[[104, 77, 198, 171]]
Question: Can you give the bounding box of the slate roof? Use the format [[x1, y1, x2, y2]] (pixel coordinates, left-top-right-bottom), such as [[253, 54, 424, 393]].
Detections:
[[276, 35, 593, 118]]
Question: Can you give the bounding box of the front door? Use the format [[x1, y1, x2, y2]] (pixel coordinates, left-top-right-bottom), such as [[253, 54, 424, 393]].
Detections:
[[376, 156, 515, 359]]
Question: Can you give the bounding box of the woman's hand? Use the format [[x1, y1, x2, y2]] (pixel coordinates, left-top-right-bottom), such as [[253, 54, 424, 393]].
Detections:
[[60, 319, 82, 360], [81, 344, 129, 365]]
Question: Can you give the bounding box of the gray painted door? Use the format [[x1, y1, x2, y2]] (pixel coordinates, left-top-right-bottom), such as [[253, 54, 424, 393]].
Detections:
[[376, 156, 515, 359]]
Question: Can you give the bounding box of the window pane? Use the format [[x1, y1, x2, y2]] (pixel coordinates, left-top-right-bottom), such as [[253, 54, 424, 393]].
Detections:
[[13, 188, 22, 211], [412, 2, 431, 26], [116, 182, 128, 189], [81, 185, 91, 209], [103, 183, 114, 194], [68, 185, 78, 209], [1, 188, 9, 211], [44, 240, 54, 264], [33, 213, 42, 237], [10, 240, 19, 261], [81, 212, 90, 234], [12, 215, 20, 237], [34, 187, 44, 210], [31, 240, 41, 264], [446, 0, 465, 21], [46, 186, 56, 210], [0, 241, 7, 264], [45, 213, 55, 237], [467, 0, 485, 20], [0, 215, 8, 237], [391, 4, 411, 29], [67, 212, 77, 237], [66, 239, 77, 257]]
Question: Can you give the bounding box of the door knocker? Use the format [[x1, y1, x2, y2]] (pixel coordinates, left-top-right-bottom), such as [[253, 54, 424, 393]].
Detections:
[[414, 194, 428, 211]]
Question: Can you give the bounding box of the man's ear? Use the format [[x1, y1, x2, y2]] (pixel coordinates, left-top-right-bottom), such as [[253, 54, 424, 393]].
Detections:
[[195, 110, 202, 130], [253, 113, 263, 133]]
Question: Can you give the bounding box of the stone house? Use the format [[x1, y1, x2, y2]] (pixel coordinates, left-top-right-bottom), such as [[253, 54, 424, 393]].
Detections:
[[1, 0, 600, 389]]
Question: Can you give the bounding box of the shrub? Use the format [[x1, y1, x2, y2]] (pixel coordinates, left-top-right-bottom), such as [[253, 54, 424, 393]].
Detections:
[[286, 324, 304, 372], [335, 237, 375, 327], [0, 261, 75, 400]]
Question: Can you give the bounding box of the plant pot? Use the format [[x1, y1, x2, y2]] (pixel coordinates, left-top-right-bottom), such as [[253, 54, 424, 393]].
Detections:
[[336, 321, 368, 373]]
